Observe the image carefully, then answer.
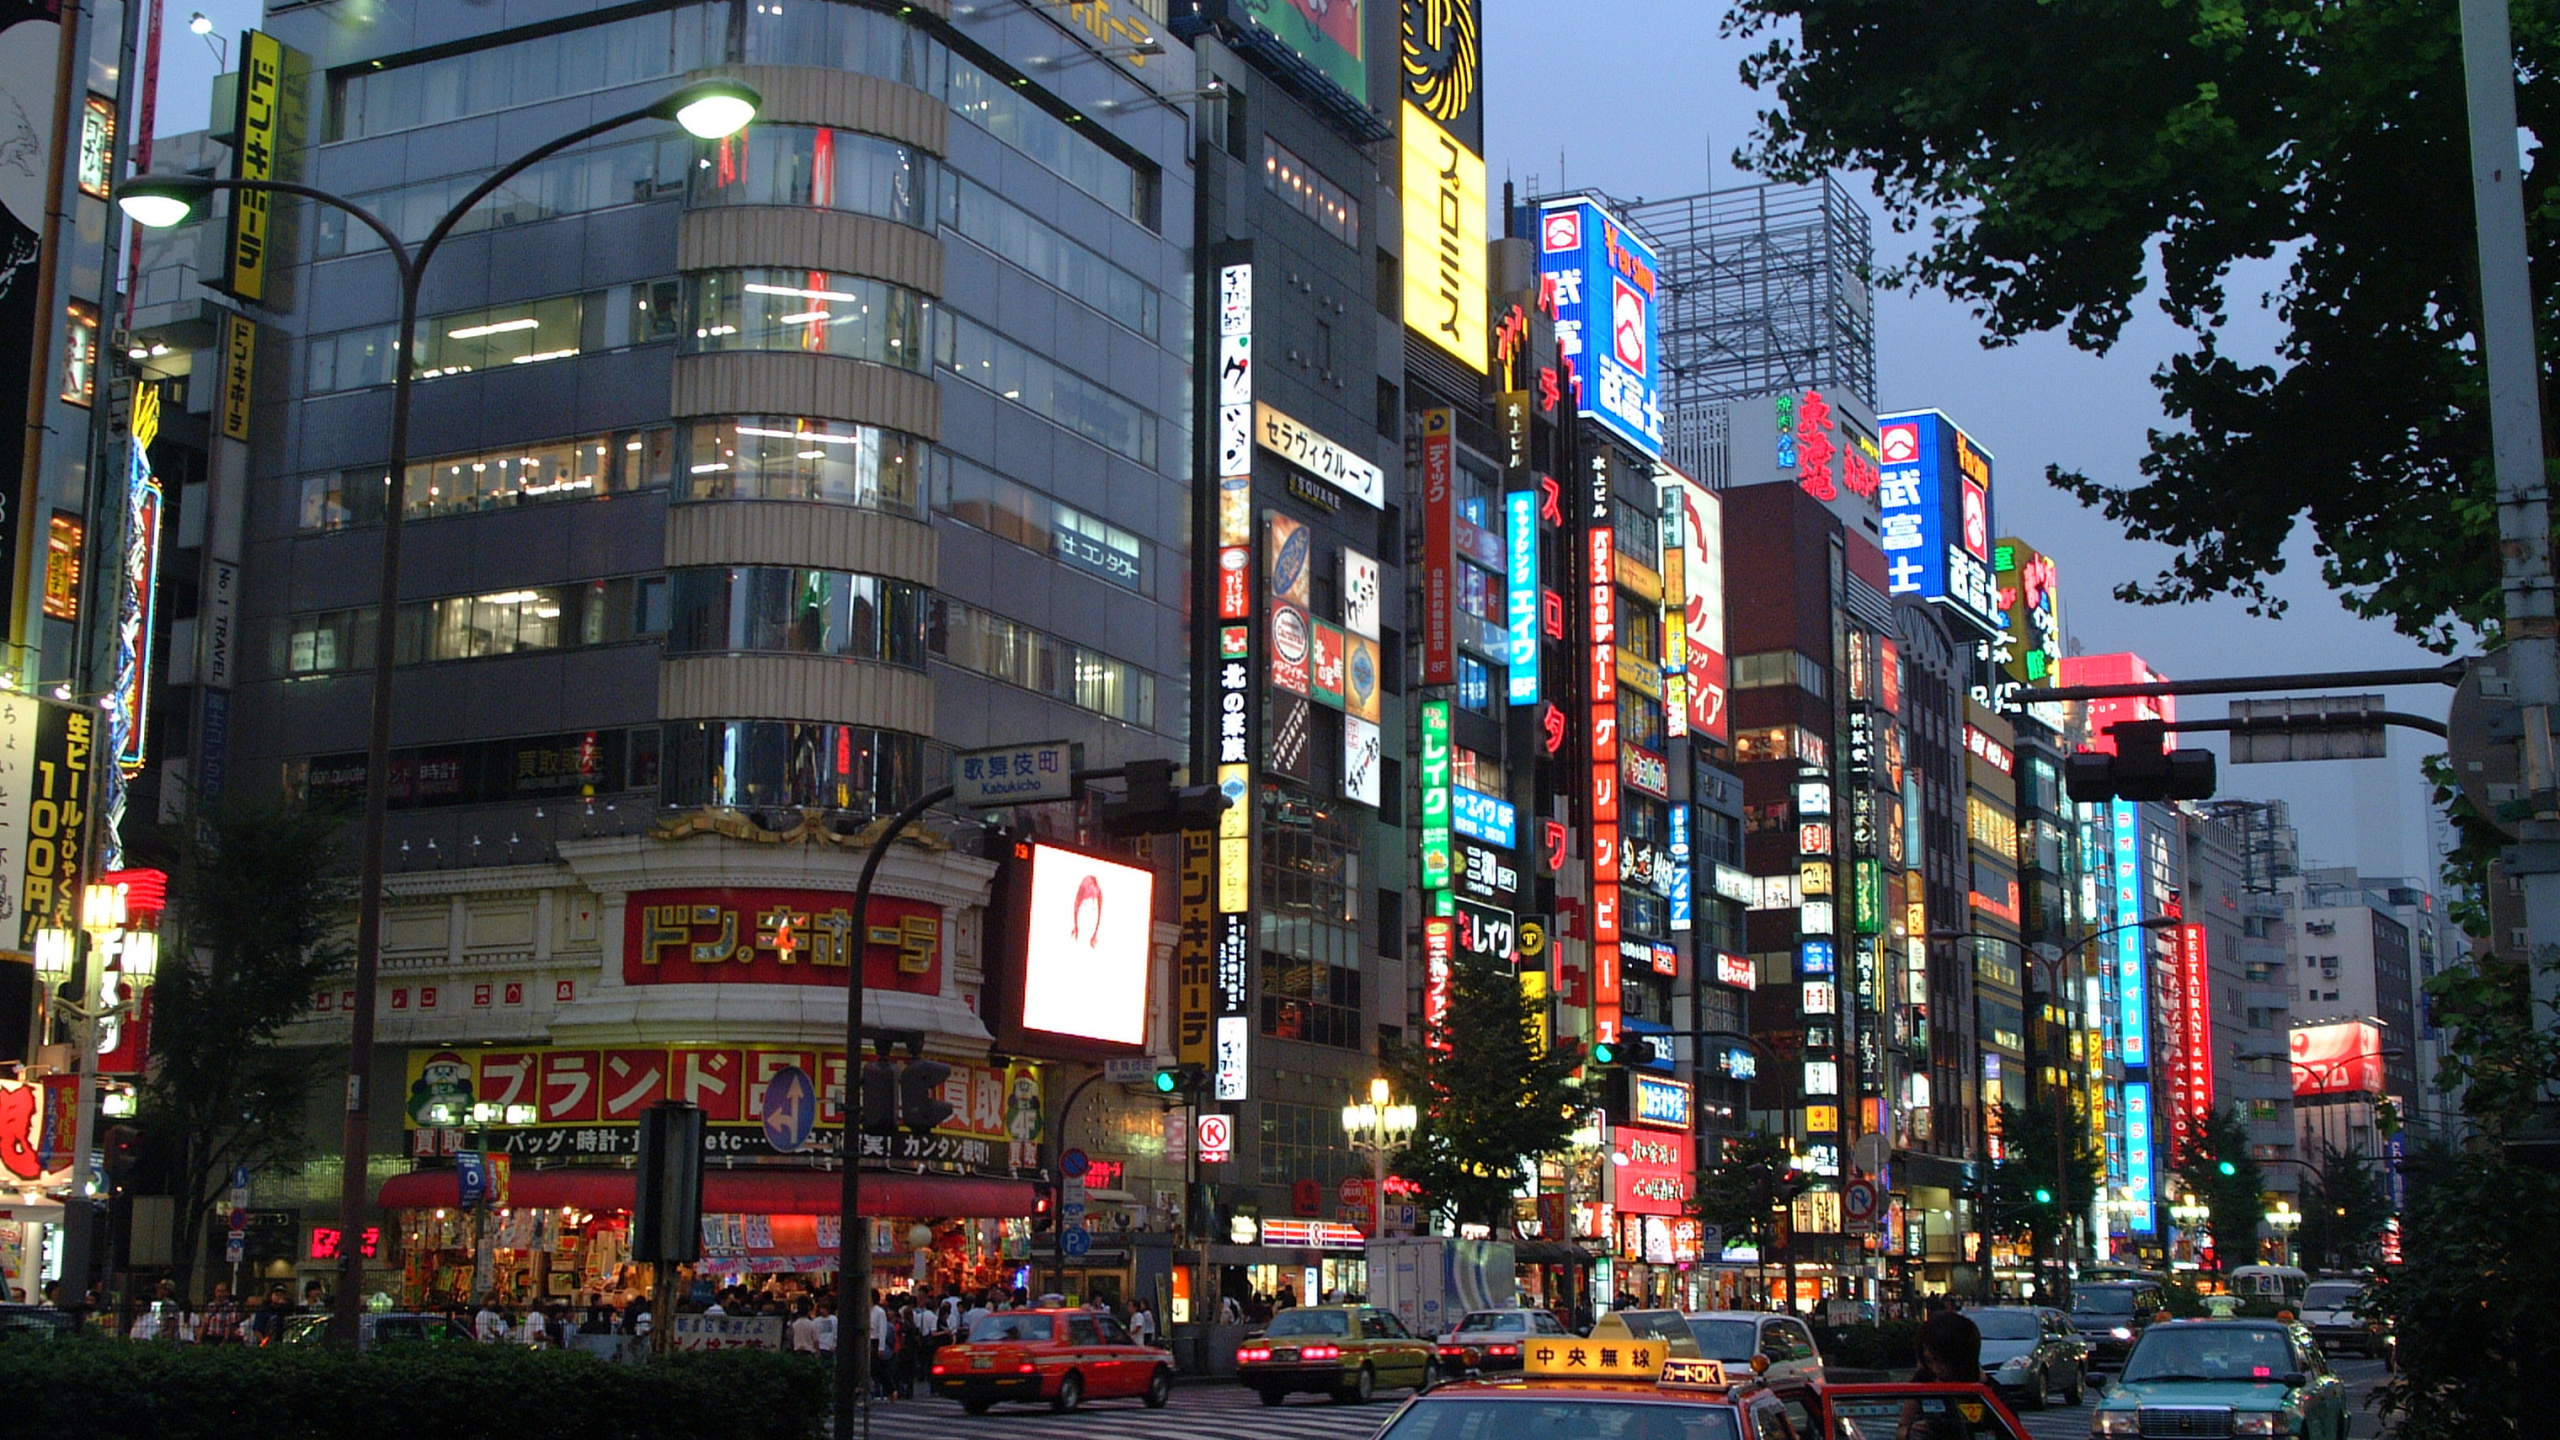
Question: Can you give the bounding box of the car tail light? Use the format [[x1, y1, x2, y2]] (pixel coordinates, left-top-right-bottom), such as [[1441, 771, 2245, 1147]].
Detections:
[[930, 1364, 948, 1376], [1016, 1362, 1037, 1374], [1488, 1344, 1518, 1357], [1438, 1345, 1468, 1358], [1301, 1345, 1341, 1360], [1238, 1346, 1272, 1362]]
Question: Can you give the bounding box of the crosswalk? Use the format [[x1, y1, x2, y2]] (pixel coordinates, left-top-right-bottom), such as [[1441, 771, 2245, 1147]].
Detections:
[[844, 1382, 1408, 1440]]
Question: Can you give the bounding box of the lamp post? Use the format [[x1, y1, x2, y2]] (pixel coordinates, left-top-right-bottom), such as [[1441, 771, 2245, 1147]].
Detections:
[[1341, 1078, 1417, 1242], [119, 76, 759, 1344], [2264, 1200, 2301, 1266]]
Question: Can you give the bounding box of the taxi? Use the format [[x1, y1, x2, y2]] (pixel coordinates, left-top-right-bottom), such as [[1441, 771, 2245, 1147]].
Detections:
[[1234, 1303, 1438, 1404], [927, 1307, 1174, 1414], [1360, 1314, 2034, 1440]]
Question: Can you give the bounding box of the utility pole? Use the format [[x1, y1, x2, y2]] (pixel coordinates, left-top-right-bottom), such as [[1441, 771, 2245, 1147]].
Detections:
[[2460, 0, 2560, 1081]]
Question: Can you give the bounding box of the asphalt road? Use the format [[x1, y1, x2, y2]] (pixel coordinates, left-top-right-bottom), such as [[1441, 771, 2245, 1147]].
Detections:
[[841, 1355, 2398, 1440]]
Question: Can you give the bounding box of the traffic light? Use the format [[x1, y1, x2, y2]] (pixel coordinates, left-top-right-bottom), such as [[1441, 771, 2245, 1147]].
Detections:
[[1031, 1179, 1058, 1232], [2033, 1186, 2055, 1205], [1589, 1037, 1660, 1067], [898, 1054, 956, 1135], [1098, 758, 1231, 837], [102, 1124, 142, 1179], [859, 1054, 899, 1134], [2216, 1159, 2238, 1177], [2064, 719, 2216, 804], [1152, 1063, 1207, 1096]]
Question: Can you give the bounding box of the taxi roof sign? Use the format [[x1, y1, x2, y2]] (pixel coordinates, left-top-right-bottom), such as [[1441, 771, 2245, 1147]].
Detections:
[[1523, 1336, 1672, 1380], [1656, 1357, 1730, 1390]]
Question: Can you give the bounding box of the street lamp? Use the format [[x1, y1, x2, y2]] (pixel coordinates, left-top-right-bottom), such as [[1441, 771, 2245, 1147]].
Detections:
[[1343, 1078, 1419, 1241], [2265, 1200, 2301, 1265], [118, 74, 758, 1346], [39, 874, 162, 1272]]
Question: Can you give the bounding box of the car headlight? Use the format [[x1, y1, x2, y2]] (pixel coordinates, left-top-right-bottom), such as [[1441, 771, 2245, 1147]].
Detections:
[[2232, 1413, 2285, 1437], [2110, 1326, 2134, 1341], [1997, 1357, 2031, 1373], [2091, 1412, 2139, 1436]]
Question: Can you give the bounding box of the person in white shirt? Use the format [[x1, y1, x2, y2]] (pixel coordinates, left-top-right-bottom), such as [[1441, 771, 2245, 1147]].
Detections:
[[518, 1306, 548, 1347], [959, 1296, 992, 1340], [474, 1298, 508, 1343], [816, 1300, 838, 1356], [870, 1294, 898, 1399], [788, 1303, 822, 1354]]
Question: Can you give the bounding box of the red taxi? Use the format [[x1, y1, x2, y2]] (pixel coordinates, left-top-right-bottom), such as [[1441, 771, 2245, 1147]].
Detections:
[[1362, 1321, 2032, 1440], [927, 1308, 1174, 1414]]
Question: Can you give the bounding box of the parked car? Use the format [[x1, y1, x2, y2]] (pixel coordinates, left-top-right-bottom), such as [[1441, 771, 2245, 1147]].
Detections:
[[1966, 1304, 2087, 1408], [2297, 1279, 2385, 1357], [278, 1312, 474, 1348], [1435, 1306, 1574, 1373], [1679, 1309, 1827, 1382], [927, 1307, 1172, 1414], [0, 1305, 75, 1341], [1235, 1303, 1437, 1405], [2068, 1279, 2166, 1368], [2087, 1319, 2348, 1440]]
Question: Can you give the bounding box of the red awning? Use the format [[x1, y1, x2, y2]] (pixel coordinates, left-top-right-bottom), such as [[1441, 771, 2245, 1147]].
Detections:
[[378, 1168, 1036, 1219]]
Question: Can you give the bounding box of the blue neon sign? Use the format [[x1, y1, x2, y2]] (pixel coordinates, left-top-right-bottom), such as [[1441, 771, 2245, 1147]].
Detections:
[[1451, 786, 1516, 847], [2124, 1081, 2156, 1233], [2111, 799, 2148, 1069], [1537, 197, 1663, 459], [1505, 491, 1539, 703]]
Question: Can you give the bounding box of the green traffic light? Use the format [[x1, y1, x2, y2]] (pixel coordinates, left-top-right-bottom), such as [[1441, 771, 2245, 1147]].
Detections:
[[1152, 1069, 1179, 1094], [2217, 1160, 2237, 1177], [1590, 1041, 1618, 1065], [2034, 1187, 2054, 1205]]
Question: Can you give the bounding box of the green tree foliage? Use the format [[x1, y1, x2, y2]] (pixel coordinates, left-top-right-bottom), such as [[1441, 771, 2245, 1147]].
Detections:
[[2290, 1142, 2390, 1274], [2174, 1107, 2267, 1271], [1724, 0, 2560, 646], [141, 798, 353, 1293], [1690, 1128, 1801, 1251], [2368, 951, 2560, 1438], [1985, 1101, 2103, 1258], [1389, 948, 1580, 1230]]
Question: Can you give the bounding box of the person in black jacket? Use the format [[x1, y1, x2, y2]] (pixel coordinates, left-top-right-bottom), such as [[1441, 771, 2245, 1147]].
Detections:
[[1897, 1310, 1984, 1440]]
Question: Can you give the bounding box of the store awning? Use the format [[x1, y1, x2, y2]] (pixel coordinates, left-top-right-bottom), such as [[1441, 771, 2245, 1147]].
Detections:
[[379, 1168, 1037, 1219]]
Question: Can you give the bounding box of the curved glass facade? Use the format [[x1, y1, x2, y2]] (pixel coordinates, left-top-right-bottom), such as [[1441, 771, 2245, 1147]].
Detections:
[[667, 566, 927, 667], [681, 417, 927, 515], [660, 720, 926, 815], [692, 126, 928, 226], [682, 269, 928, 369]]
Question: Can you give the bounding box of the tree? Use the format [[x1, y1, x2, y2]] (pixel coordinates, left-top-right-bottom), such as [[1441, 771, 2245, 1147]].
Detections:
[[1723, 0, 2560, 646], [1388, 948, 1581, 1231], [2175, 1107, 2267, 1272], [1690, 1128, 1800, 1253], [140, 798, 353, 1295], [2292, 1142, 2389, 1275], [1986, 1101, 2103, 1263]]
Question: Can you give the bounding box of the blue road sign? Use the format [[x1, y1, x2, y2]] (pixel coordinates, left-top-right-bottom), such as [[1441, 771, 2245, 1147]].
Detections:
[[1060, 1227, 1092, 1259], [761, 1066, 818, 1154]]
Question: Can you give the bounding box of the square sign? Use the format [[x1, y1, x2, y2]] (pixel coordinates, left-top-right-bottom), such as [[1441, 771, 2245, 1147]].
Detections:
[[1197, 1112, 1234, 1163], [952, 741, 1077, 806], [1539, 196, 1663, 459], [1874, 411, 1999, 633]]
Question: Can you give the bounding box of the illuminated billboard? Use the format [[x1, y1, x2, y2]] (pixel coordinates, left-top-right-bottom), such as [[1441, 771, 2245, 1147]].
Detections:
[[1401, 104, 1487, 374], [1992, 537, 2062, 686], [1538, 196, 1662, 458], [1014, 843, 1156, 1049], [1721, 389, 1881, 539], [1874, 409, 1999, 632], [2057, 652, 2172, 757], [2291, 1019, 2387, 1097], [1668, 471, 1728, 743], [1240, 0, 1366, 108]]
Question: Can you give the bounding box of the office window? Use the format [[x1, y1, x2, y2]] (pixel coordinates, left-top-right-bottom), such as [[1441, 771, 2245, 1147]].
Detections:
[[682, 269, 929, 370], [1730, 650, 1828, 696], [1258, 1100, 1358, 1185], [1260, 947, 1362, 1050], [926, 596, 1159, 728], [693, 125, 927, 226], [276, 575, 667, 677], [300, 426, 672, 531], [939, 171, 1159, 337], [332, 5, 725, 140], [946, 56, 1154, 228], [934, 311, 1157, 467], [306, 280, 679, 394], [660, 720, 927, 816], [683, 417, 926, 515], [932, 451, 1147, 593], [60, 300, 98, 406], [667, 567, 926, 667], [1613, 497, 1659, 570], [1262, 135, 1359, 247], [314, 134, 690, 257]]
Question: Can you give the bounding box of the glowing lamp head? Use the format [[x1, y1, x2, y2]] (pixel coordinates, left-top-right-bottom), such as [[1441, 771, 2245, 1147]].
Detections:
[[118, 178, 205, 230], [31, 928, 74, 982], [188, 11, 212, 34], [117, 929, 159, 987], [655, 79, 760, 139], [81, 882, 125, 935]]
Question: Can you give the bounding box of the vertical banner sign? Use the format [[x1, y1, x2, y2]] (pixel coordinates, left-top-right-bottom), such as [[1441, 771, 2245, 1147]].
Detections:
[[2169, 922, 2214, 1165], [1213, 259, 1255, 950], [1676, 478, 1727, 742], [112, 385, 165, 780], [1176, 830, 1215, 1070], [1422, 915, 1455, 1049], [1421, 409, 1455, 685], [1398, 104, 1488, 374], [220, 312, 256, 441], [222, 31, 286, 302], [2111, 800, 2148, 1068], [1667, 804, 1691, 933], [1659, 503, 1687, 740], [1536, 197, 1664, 458], [19, 701, 95, 949], [1587, 512, 1621, 1041], [1419, 699, 1452, 890], [0, 0, 64, 649], [1505, 491, 1539, 702]]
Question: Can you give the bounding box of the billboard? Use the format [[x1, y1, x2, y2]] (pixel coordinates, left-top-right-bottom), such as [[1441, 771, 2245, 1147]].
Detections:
[[1401, 104, 1487, 373], [2058, 652, 2173, 757], [1669, 472, 1727, 742], [2291, 1020, 2387, 1098], [1421, 408, 1455, 683], [1016, 844, 1156, 1049], [1874, 410, 1999, 633], [1243, 0, 1365, 109], [1538, 197, 1662, 458], [1992, 537, 2063, 686], [1722, 389, 1882, 538], [2167, 922, 2214, 1165]]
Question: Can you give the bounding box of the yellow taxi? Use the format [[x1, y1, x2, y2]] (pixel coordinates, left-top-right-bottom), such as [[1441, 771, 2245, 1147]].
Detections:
[[1357, 1313, 2035, 1440]]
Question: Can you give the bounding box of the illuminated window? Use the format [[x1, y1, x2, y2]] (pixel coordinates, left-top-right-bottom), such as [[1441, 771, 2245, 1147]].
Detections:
[[77, 95, 113, 200], [683, 416, 926, 515], [1262, 135, 1359, 247], [60, 300, 98, 406], [683, 269, 928, 370], [298, 427, 673, 530]]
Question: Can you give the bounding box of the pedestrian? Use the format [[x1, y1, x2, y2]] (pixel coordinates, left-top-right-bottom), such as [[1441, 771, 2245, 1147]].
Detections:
[[1897, 1311, 1983, 1440], [196, 1283, 241, 1345], [871, 1290, 899, 1399], [961, 1290, 993, 1339], [475, 1293, 509, 1343], [518, 1301, 549, 1348], [817, 1297, 838, 1358], [1128, 1299, 1155, 1347]]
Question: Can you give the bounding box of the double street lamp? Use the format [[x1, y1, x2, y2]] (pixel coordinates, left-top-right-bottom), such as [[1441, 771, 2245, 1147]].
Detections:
[[119, 75, 760, 1344], [1342, 1079, 1418, 1241]]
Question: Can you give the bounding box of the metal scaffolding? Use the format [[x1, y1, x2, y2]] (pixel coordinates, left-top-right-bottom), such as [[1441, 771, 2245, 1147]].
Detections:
[[1619, 177, 1876, 485]]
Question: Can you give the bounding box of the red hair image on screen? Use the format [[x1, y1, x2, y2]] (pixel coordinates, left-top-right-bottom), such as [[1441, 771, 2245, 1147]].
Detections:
[[1070, 873, 1104, 946]]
